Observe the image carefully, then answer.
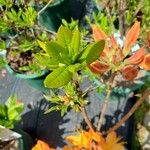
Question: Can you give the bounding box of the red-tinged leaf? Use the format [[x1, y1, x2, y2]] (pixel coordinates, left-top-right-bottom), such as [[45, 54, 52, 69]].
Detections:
[[32, 140, 55, 150], [92, 24, 109, 52], [89, 61, 109, 74], [125, 48, 145, 65], [92, 25, 107, 41], [121, 65, 138, 80], [123, 21, 140, 56], [147, 32, 150, 47], [110, 35, 117, 49], [139, 54, 150, 70]]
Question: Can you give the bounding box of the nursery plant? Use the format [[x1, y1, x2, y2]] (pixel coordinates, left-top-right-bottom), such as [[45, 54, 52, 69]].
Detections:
[[32, 18, 150, 149], [0, 0, 53, 76], [0, 95, 24, 129]]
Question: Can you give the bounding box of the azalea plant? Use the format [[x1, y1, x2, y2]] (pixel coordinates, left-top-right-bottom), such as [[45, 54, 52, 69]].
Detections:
[[31, 19, 150, 150]]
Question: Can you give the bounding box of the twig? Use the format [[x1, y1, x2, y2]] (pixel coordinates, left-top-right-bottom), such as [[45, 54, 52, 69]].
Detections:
[[133, 0, 144, 17], [118, 0, 126, 36], [81, 85, 99, 97], [108, 89, 150, 133], [97, 72, 116, 131], [80, 106, 94, 131], [38, 0, 53, 16]]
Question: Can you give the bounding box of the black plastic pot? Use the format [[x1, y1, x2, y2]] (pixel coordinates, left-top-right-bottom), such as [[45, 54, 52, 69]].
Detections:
[[38, 0, 87, 31]]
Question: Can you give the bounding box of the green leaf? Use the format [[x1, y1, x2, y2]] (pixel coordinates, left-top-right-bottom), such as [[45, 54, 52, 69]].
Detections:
[[57, 26, 72, 48], [0, 105, 6, 118], [6, 95, 24, 121], [40, 41, 67, 63], [38, 40, 47, 52], [68, 63, 82, 73], [78, 40, 105, 64], [44, 66, 73, 88], [86, 40, 105, 64], [70, 29, 80, 57], [35, 54, 59, 70]]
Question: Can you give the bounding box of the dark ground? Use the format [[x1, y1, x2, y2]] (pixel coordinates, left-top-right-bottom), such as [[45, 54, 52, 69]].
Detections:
[[0, 70, 135, 149]]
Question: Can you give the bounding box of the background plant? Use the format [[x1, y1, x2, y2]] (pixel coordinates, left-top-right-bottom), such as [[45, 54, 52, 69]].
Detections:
[[0, 0, 53, 73], [0, 95, 24, 129]]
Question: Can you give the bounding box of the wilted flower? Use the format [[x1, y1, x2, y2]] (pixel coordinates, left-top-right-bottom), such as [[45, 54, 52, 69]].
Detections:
[[90, 21, 150, 80]]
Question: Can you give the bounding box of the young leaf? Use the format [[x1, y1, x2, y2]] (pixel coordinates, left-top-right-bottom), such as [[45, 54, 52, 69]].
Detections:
[[70, 29, 80, 57], [38, 40, 47, 52], [68, 63, 82, 73], [57, 26, 72, 48], [78, 40, 105, 64], [86, 40, 105, 64], [44, 66, 73, 88], [43, 41, 69, 64], [123, 21, 140, 56]]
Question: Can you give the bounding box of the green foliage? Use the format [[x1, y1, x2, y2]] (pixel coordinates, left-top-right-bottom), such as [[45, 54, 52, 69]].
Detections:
[[45, 82, 88, 116], [0, 57, 6, 69], [37, 26, 105, 88], [5, 7, 37, 28], [0, 40, 6, 50], [0, 95, 24, 129], [62, 18, 79, 30], [86, 12, 116, 35], [0, 0, 13, 7]]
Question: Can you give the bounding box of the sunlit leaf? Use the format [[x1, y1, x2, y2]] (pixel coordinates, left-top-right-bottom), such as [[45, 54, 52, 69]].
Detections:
[[70, 29, 80, 57], [44, 66, 73, 88], [57, 25, 72, 48]]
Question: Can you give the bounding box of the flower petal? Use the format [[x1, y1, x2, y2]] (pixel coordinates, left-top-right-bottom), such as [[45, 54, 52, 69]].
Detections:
[[125, 48, 145, 65], [121, 65, 138, 80], [92, 25, 109, 52], [89, 61, 110, 74], [32, 140, 54, 150], [123, 21, 140, 56], [139, 54, 150, 70], [110, 35, 117, 49]]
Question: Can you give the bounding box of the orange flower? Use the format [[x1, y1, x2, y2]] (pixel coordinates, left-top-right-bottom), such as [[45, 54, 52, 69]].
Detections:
[[90, 21, 150, 80], [64, 130, 125, 150], [32, 140, 55, 150], [105, 132, 125, 150]]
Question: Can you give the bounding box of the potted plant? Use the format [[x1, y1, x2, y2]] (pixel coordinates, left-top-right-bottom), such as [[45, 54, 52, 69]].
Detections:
[[0, 1, 56, 91], [0, 95, 34, 150], [31, 19, 150, 149]]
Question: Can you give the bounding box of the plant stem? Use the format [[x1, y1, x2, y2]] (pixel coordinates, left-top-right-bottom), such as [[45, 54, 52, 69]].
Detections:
[[118, 0, 126, 36], [80, 106, 94, 131], [38, 0, 53, 16], [97, 72, 116, 131], [97, 88, 112, 131], [108, 89, 150, 133]]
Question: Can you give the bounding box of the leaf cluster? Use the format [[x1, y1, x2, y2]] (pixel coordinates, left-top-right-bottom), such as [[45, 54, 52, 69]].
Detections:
[[0, 95, 24, 129], [37, 25, 105, 88], [45, 82, 88, 116], [5, 7, 37, 29]]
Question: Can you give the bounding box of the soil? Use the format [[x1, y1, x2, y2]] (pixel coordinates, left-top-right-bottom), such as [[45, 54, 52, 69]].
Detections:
[[6, 49, 33, 74]]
